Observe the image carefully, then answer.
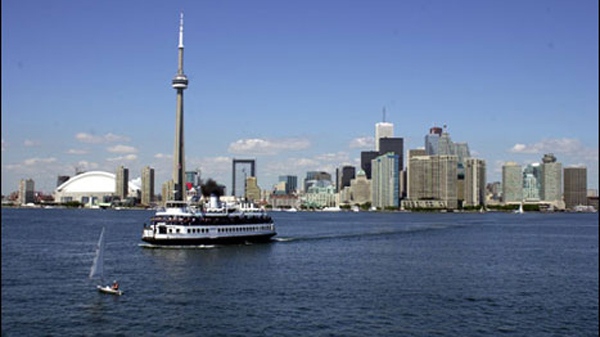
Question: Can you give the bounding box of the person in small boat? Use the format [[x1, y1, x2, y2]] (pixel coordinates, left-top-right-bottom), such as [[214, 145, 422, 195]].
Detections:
[[112, 280, 119, 290]]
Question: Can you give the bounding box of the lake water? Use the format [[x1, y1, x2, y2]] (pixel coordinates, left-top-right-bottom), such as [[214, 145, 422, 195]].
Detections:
[[2, 208, 598, 336]]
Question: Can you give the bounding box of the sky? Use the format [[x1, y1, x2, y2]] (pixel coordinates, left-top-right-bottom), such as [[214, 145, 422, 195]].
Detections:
[[2, 0, 598, 196]]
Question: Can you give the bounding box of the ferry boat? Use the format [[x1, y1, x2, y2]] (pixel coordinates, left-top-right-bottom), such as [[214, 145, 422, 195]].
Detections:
[[141, 196, 276, 246]]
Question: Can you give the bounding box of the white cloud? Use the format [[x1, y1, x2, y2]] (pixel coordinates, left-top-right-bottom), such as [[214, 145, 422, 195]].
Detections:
[[24, 139, 40, 147], [349, 136, 374, 149], [315, 152, 351, 163], [154, 153, 172, 159], [76, 132, 130, 144], [75, 160, 99, 171], [107, 144, 137, 154], [67, 149, 88, 155], [106, 154, 138, 162], [23, 157, 57, 166], [130, 177, 142, 190], [228, 138, 310, 155], [1, 139, 6, 152], [509, 138, 598, 161]]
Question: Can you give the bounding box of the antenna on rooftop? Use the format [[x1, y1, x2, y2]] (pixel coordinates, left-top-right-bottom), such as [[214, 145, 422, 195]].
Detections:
[[382, 106, 386, 123]]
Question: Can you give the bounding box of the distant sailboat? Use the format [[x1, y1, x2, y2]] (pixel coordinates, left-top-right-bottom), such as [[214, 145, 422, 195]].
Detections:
[[89, 227, 123, 295], [514, 202, 524, 214]]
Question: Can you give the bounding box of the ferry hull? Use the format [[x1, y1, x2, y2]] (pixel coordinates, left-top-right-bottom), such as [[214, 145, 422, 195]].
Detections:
[[141, 232, 276, 246]]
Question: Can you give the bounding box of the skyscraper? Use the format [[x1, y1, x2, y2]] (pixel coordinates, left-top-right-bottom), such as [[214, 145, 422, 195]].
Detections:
[[115, 165, 129, 200], [425, 126, 442, 155], [304, 171, 332, 192], [379, 137, 404, 171], [437, 130, 455, 156], [371, 153, 399, 209], [375, 108, 393, 152], [502, 162, 522, 203], [19, 178, 35, 205], [141, 166, 155, 206], [349, 170, 371, 205], [464, 158, 486, 207], [171, 13, 189, 201], [360, 150, 379, 179], [279, 175, 298, 195], [232, 159, 256, 198], [540, 153, 562, 203], [563, 166, 587, 209], [523, 163, 541, 201], [408, 155, 458, 209], [336, 166, 356, 192]]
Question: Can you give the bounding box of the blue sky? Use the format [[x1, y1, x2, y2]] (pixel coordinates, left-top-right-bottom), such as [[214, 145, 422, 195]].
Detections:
[[2, 0, 598, 196]]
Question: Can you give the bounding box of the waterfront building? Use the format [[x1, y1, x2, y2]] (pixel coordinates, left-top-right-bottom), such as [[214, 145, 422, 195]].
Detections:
[[232, 159, 256, 198], [245, 176, 261, 202], [464, 158, 486, 207], [141, 166, 155, 206], [502, 162, 523, 203], [379, 137, 404, 171], [304, 171, 332, 192], [185, 170, 201, 189], [522, 163, 541, 201], [273, 181, 287, 195], [371, 153, 399, 209], [437, 129, 454, 156], [486, 181, 502, 201], [268, 193, 300, 209], [375, 108, 393, 152], [343, 169, 371, 205], [540, 153, 562, 203], [54, 171, 138, 205], [336, 166, 356, 192], [303, 184, 338, 208], [455, 143, 471, 164], [407, 155, 458, 209], [408, 148, 427, 158], [279, 175, 298, 195], [19, 179, 35, 205], [425, 126, 442, 155], [162, 180, 175, 204], [360, 150, 379, 179], [563, 166, 587, 209], [115, 166, 129, 200]]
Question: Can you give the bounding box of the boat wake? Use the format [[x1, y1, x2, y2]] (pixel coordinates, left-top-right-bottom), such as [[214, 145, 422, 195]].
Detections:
[[273, 237, 295, 242], [138, 243, 217, 250], [272, 223, 467, 244]]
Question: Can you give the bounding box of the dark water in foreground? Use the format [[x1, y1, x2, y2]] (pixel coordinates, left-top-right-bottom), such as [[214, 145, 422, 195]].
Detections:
[[2, 208, 598, 336]]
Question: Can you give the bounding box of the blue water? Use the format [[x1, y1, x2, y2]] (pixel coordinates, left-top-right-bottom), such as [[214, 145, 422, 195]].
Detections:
[[2, 209, 598, 336]]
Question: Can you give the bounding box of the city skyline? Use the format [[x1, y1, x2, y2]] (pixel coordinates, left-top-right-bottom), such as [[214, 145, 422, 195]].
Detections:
[[2, 0, 598, 195]]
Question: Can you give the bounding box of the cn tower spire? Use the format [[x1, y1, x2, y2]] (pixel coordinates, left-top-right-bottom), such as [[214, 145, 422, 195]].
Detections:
[[172, 12, 189, 201], [178, 12, 184, 49]]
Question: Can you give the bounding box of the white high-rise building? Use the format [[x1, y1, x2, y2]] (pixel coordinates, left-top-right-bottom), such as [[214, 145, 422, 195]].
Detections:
[[464, 158, 486, 207], [375, 107, 393, 152], [371, 153, 399, 209], [375, 122, 393, 152]]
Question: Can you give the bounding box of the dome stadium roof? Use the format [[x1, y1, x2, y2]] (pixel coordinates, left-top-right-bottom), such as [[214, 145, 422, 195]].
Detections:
[[55, 171, 138, 194]]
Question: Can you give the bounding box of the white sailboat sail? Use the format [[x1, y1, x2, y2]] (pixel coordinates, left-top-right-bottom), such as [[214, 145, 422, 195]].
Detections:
[[89, 227, 105, 280]]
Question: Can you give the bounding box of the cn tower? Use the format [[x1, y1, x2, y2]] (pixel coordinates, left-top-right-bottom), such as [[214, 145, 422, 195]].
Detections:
[[172, 12, 188, 201]]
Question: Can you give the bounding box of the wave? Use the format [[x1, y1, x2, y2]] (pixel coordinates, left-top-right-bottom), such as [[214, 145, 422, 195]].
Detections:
[[137, 243, 217, 250], [273, 223, 467, 244]]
